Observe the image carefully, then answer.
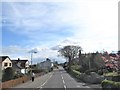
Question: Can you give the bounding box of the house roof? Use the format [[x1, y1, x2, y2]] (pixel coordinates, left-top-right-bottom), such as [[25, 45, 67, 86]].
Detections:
[[0, 56, 11, 63], [11, 59, 28, 69]]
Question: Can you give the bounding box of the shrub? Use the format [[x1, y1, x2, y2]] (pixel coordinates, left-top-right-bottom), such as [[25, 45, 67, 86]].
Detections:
[[101, 80, 113, 87], [101, 80, 120, 89], [85, 69, 97, 75], [32, 69, 43, 73], [72, 70, 81, 75], [71, 65, 80, 72], [79, 65, 89, 73], [104, 72, 118, 77], [2, 67, 15, 82], [98, 69, 104, 75], [44, 69, 49, 73], [13, 73, 24, 79], [70, 69, 81, 79]]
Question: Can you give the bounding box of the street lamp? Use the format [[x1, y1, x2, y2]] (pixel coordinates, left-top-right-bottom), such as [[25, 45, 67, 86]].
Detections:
[[29, 49, 38, 73], [31, 51, 37, 66]]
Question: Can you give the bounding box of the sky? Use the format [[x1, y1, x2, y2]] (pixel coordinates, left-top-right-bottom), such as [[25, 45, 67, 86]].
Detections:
[[1, 0, 119, 64]]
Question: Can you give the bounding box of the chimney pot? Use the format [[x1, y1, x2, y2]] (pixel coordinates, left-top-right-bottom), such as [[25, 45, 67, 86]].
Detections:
[[18, 58, 20, 60]]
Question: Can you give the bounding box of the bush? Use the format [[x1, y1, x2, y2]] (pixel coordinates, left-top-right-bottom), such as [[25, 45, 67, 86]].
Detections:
[[98, 69, 104, 75], [85, 69, 97, 75], [44, 69, 49, 73], [2, 67, 15, 82], [32, 69, 43, 73], [70, 69, 81, 79], [111, 75, 120, 82], [13, 73, 25, 79], [71, 65, 80, 72], [103, 72, 120, 82], [101, 80, 120, 89], [101, 80, 113, 87], [104, 72, 119, 77], [79, 65, 89, 73], [72, 70, 81, 75]]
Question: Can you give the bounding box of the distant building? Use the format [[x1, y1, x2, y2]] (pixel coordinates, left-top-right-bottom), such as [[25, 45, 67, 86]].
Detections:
[[37, 58, 53, 71], [0, 56, 12, 70]]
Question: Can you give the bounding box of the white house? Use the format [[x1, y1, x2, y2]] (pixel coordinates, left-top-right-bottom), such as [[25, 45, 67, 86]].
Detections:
[[0, 56, 12, 70]]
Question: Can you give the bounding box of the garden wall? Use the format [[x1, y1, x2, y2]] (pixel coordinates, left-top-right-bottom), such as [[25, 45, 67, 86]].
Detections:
[[1, 76, 30, 89]]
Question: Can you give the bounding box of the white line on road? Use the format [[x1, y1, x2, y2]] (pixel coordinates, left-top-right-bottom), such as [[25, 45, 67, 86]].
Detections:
[[62, 76, 64, 80], [64, 85, 67, 90], [61, 74, 67, 90], [63, 80, 65, 84], [76, 85, 80, 88], [61, 75, 64, 81], [37, 72, 53, 89]]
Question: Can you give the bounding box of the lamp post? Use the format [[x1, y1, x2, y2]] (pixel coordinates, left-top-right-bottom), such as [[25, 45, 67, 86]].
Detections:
[[29, 50, 37, 73], [31, 53, 33, 69]]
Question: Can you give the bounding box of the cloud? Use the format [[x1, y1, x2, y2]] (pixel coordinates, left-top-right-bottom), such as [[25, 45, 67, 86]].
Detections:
[[2, 45, 28, 54], [2, 0, 118, 63], [51, 45, 63, 51], [2, 45, 63, 63], [2, 2, 75, 43]]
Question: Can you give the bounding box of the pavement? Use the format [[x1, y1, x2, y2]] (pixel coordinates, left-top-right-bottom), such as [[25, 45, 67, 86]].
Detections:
[[11, 66, 102, 90]]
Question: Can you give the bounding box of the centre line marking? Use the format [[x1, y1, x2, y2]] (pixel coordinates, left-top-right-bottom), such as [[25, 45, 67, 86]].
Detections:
[[61, 74, 67, 90], [61, 75, 64, 80], [63, 80, 65, 84], [64, 85, 67, 90], [37, 72, 53, 89]]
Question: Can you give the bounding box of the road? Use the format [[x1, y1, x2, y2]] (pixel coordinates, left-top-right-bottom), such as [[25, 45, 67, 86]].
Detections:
[[12, 66, 101, 90]]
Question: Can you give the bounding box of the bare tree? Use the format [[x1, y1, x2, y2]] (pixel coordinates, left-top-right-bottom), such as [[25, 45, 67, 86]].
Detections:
[[58, 45, 82, 71]]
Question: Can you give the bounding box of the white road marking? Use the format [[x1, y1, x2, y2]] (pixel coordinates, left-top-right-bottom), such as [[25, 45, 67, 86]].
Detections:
[[37, 86, 42, 90], [61, 74, 64, 79], [37, 72, 53, 89], [61, 74, 67, 90], [76, 85, 80, 87], [64, 85, 67, 90], [63, 80, 65, 84], [62, 76, 64, 80]]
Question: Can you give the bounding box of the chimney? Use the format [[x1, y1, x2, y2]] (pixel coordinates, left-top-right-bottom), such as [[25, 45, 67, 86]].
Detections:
[[18, 58, 20, 61]]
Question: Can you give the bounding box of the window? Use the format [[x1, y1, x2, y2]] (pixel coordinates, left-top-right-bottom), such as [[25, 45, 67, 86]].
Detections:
[[4, 63, 8, 66], [9, 63, 12, 66]]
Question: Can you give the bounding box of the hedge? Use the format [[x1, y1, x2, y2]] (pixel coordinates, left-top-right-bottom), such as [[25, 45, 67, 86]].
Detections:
[[70, 69, 81, 79], [101, 80, 120, 89]]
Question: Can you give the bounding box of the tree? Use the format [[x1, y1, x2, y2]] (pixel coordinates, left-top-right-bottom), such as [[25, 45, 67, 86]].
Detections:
[[2, 67, 15, 82], [58, 45, 82, 71], [79, 50, 84, 67], [118, 50, 120, 55]]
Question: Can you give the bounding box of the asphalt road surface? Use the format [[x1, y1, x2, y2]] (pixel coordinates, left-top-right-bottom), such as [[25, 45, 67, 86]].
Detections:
[[12, 66, 101, 90]]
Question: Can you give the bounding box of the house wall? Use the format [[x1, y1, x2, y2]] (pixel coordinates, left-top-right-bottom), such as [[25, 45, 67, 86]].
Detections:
[[44, 61, 51, 68], [25, 61, 29, 68], [2, 58, 12, 70], [21, 69, 25, 74], [25, 61, 29, 73], [38, 61, 52, 70]]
